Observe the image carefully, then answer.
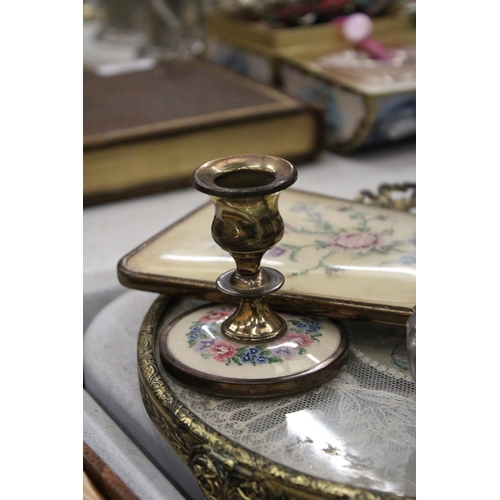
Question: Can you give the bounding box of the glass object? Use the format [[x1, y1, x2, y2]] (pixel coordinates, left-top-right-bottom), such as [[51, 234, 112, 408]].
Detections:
[[97, 0, 147, 44], [141, 0, 207, 60], [406, 305, 416, 381]]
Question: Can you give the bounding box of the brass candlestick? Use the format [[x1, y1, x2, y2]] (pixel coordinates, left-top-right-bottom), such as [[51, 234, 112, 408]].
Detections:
[[192, 155, 297, 344], [158, 155, 349, 398]]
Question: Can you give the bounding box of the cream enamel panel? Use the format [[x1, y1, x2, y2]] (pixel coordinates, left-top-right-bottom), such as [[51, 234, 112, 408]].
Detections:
[[126, 190, 416, 307]]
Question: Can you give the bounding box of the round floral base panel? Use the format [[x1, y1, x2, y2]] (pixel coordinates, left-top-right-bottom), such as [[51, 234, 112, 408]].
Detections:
[[162, 304, 343, 380]]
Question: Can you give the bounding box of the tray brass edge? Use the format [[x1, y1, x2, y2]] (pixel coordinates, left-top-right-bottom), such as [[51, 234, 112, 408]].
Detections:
[[137, 295, 415, 500]]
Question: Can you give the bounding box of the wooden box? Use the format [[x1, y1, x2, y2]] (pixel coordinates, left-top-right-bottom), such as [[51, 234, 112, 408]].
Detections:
[[205, 9, 416, 152]]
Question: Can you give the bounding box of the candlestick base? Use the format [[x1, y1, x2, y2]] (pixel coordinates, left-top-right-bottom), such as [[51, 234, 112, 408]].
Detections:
[[159, 303, 349, 398]]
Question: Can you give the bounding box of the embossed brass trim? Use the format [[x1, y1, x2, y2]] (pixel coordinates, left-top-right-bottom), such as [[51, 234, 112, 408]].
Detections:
[[138, 295, 415, 500], [356, 183, 416, 212]]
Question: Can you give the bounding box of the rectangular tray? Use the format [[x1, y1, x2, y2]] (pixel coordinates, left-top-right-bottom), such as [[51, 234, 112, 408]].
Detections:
[[118, 189, 415, 325]]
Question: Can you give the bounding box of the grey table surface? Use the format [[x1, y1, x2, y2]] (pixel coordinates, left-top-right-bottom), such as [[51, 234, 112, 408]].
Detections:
[[84, 389, 189, 500]]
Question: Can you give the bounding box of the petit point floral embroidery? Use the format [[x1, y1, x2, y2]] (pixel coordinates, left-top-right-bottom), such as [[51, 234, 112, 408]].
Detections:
[[186, 309, 323, 366]]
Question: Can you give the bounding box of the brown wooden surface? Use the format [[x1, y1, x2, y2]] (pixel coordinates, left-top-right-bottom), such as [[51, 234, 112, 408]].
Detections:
[[84, 471, 106, 500], [83, 442, 140, 500]]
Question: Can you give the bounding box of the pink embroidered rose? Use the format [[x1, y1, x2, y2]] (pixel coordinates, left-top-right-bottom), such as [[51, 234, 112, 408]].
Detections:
[[210, 340, 237, 362], [284, 332, 313, 348], [200, 310, 232, 322], [326, 267, 345, 276], [329, 232, 380, 251]]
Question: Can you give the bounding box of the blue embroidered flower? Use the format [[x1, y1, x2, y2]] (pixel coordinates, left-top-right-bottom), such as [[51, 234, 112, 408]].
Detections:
[[399, 254, 416, 266], [240, 353, 252, 363], [255, 355, 268, 364], [189, 324, 205, 335], [291, 318, 321, 333], [294, 321, 308, 329], [240, 347, 261, 363]]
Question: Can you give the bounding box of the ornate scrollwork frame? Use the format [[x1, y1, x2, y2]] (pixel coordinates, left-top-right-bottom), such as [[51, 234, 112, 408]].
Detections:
[[137, 295, 413, 500]]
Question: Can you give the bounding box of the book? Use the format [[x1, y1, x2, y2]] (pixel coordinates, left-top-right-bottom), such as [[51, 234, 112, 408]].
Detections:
[[83, 59, 324, 206]]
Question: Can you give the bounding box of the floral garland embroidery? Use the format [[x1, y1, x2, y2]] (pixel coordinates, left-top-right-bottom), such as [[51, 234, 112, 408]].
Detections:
[[186, 308, 323, 365], [266, 202, 415, 278]]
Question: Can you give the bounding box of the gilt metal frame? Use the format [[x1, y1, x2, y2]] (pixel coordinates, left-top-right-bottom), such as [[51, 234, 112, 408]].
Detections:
[[138, 295, 414, 500]]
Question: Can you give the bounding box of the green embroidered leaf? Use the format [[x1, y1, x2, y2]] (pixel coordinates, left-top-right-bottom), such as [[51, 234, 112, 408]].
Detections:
[[268, 357, 284, 363]]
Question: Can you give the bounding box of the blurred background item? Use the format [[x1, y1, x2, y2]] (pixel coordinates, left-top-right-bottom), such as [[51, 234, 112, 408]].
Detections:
[[204, 0, 415, 152], [98, 0, 147, 44], [83, 0, 416, 203], [215, 0, 401, 25], [140, 0, 208, 60], [407, 305, 416, 381], [84, 0, 210, 61]]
